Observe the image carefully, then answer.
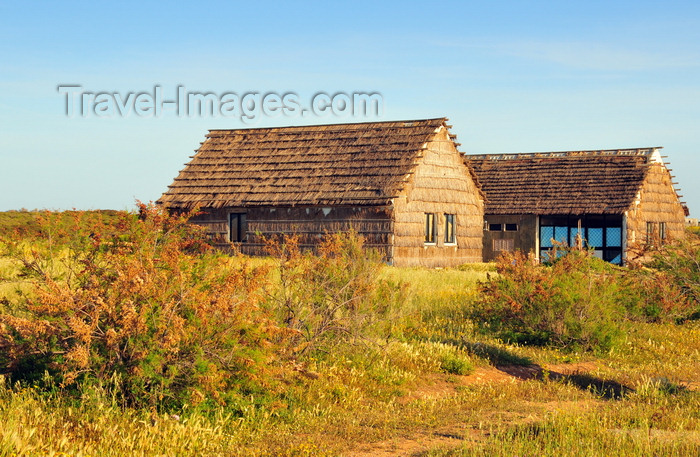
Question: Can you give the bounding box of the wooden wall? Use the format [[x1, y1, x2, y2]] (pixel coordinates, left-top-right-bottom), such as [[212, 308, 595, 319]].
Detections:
[[188, 206, 394, 260], [392, 127, 484, 267], [481, 215, 537, 262], [186, 207, 230, 245]]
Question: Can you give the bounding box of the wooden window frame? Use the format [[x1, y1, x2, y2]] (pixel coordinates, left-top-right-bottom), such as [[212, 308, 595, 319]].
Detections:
[[444, 214, 456, 244], [425, 213, 437, 244], [659, 222, 667, 242], [229, 212, 247, 243], [646, 221, 655, 244], [488, 223, 503, 232]]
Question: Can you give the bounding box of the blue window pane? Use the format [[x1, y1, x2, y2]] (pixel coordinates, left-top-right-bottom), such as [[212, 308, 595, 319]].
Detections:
[[605, 249, 623, 265], [540, 226, 554, 247], [587, 228, 603, 247], [554, 226, 568, 245], [606, 227, 622, 247]]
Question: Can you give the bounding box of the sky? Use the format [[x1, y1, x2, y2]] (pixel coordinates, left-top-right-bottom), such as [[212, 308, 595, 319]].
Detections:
[[1, 0, 699, 215]]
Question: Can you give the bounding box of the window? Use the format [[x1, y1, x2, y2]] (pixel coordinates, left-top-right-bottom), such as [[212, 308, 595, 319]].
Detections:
[[505, 223, 518, 231], [587, 228, 603, 247], [425, 213, 436, 244], [659, 222, 667, 241], [493, 239, 514, 252], [646, 222, 655, 244], [229, 213, 247, 242], [489, 223, 503, 232], [539, 215, 623, 265], [444, 214, 456, 244], [606, 227, 622, 246]]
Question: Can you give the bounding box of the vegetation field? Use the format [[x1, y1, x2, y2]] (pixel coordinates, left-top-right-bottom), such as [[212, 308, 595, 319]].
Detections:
[[0, 209, 698, 456]]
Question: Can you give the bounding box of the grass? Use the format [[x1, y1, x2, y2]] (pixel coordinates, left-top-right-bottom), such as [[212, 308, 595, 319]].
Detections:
[[0, 250, 698, 456]]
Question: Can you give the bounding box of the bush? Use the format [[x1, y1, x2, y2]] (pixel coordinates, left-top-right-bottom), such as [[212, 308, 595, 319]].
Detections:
[[474, 249, 626, 352], [623, 230, 700, 322], [619, 267, 695, 323], [0, 204, 289, 409], [264, 231, 401, 357], [644, 235, 700, 319], [439, 350, 473, 375]]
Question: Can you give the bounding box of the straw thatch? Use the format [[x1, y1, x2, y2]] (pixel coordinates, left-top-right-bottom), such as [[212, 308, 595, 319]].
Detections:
[[625, 161, 687, 245], [467, 147, 687, 262], [392, 124, 484, 265], [159, 118, 452, 209], [158, 118, 485, 267], [466, 149, 670, 215]]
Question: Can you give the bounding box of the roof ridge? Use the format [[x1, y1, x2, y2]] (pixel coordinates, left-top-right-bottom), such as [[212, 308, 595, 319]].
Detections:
[[467, 147, 663, 160], [159, 117, 457, 209], [207, 117, 448, 133]]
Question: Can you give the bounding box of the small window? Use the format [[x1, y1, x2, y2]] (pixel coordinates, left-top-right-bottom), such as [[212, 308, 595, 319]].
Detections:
[[646, 222, 655, 244], [229, 213, 247, 242], [444, 214, 456, 244], [425, 213, 437, 244], [493, 239, 514, 252], [489, 223, 503, 232], [505, 223, 518, 231], [659, 222, 666, 241]]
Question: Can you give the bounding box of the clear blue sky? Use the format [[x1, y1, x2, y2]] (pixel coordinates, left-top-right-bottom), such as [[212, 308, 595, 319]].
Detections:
[[1, 0, 698, 215]]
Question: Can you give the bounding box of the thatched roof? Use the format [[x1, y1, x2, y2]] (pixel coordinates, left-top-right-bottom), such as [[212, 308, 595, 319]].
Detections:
[[159, 118, 456, 209], [467, 148, 675, 215]]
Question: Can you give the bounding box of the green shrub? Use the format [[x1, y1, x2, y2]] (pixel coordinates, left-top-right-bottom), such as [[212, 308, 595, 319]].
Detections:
[[644, 235, 700, 319], [619, 267, 695, 323], [474, 249, 626, 352], [264, 231, 403, 357], [439, 351, 473, 375], [0, 204, 290, 409], [622, 231, 700, 322], [380, 340, 474, 376]]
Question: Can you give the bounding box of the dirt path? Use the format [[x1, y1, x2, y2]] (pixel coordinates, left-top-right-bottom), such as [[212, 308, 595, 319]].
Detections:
[[344, 362, 600, 457], [345, 359, 700, 456]]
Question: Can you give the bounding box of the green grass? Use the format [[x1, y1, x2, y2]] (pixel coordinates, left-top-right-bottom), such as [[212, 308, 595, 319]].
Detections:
[[0, 211, 40, 237], [0, 250, 698, 456], [381, 263, 492, 303]]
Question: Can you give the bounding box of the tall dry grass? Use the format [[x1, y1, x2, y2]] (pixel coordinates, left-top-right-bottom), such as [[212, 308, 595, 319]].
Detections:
[[0, 211, 698, 456]]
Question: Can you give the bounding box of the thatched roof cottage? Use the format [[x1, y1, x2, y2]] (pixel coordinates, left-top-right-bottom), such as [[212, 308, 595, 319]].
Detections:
[[467, 148, 687, 264], [159, 118, 484, 267]]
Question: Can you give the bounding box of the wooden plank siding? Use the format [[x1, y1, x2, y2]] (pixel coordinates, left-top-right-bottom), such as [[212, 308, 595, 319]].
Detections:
[[188, 206, 394, 260], [481, 215, 537, 262]]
